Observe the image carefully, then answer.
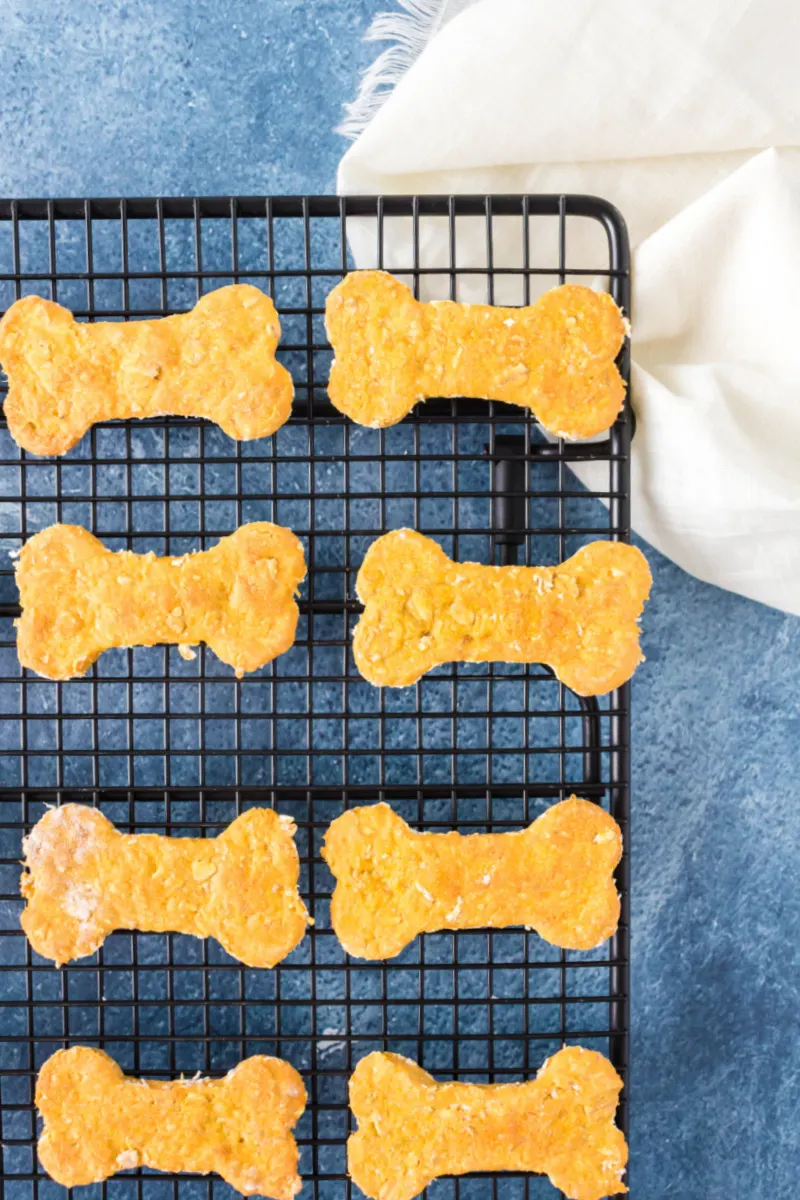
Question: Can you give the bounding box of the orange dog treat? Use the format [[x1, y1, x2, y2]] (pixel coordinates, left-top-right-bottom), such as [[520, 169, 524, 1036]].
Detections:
[[325, 271, 626, 437], [322, 797, 620, 958], [15, 521, 306, 680], [36, 1046, 306, 1199], [353, 530, 651, 694], [20, 804, 310, 968], [348, 1047, 627, 1200], [0, 284, 293, 456]]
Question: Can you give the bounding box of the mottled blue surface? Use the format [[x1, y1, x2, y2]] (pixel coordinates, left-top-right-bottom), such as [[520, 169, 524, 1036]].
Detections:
[[0, 4, 798, 1199]]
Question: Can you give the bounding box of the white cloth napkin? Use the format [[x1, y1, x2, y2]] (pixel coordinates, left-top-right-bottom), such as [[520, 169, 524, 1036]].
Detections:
[[337, 0, 800, 615]]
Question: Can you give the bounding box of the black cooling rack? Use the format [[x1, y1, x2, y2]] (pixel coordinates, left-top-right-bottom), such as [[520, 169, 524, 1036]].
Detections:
[[0, 195, 632, 1200]]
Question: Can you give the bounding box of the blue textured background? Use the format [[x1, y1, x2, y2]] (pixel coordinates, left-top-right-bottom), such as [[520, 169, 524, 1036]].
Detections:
[[0, 2, 798, 1198]]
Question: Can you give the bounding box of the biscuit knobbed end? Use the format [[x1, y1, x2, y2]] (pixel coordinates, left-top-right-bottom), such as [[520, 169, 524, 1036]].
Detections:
[[322, 797, 621, 959], [348, 1047, 627, 1200], [325, 270, 626, 437], [353, 529, 651, 694], [36, 1046, 306, 1199], [14, 521, 306, 679], [21, 804, 310, 968], [0, 284, 293, 456]]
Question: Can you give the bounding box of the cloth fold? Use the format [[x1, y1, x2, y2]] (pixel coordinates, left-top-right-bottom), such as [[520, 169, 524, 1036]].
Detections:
[[338, 0, 800, 614]]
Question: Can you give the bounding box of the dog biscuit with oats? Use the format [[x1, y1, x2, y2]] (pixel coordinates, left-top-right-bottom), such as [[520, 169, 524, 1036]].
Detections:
[[325, 271, 626, 437], [353, 530, 651, 694], [0, 284, 293, 456], [348, 1047, 627, 1200], [36, 1046, 306, 1199], [322, 797, 620, 959], [21, 804, 310, 968], [15, 521, 306, 680]]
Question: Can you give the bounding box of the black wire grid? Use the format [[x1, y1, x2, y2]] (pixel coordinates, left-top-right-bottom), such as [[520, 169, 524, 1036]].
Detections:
[[0, 196, 632, 1200]]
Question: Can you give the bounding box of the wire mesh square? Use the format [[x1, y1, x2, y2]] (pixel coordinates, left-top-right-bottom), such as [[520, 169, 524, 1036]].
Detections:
[[0, 195, 631, 1200]]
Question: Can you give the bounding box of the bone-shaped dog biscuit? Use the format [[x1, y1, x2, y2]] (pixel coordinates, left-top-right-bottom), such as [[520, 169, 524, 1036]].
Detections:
[[20, 804, 310, 968], [325, 271, 626, 437], [354, 530, 651, 694], [0, 285, 293, 456], [15, 521, 306, 679], [348, 1047, 627, 1200], [322, 797, 620, 958], [36, 1046, 306, 1199]]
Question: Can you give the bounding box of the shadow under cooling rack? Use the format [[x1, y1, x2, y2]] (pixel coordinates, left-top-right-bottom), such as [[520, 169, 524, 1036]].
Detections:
[[0, 194, 631, 1200]]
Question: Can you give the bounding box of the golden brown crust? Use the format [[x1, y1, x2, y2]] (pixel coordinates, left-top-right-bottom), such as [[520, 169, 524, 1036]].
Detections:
[[20, 804, 310, 968], [15, 521, 306, 679], [348, 1047, 627, 1200], [325, 271, 626, 437], [0, 285, 293, 456], [36, 1046, 306, 1199], [322, 797, 621, 958], [353, 530, 651, 694]]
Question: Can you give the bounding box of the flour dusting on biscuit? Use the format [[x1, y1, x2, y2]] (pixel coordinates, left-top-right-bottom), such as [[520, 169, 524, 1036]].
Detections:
[[21, 804, 310, 968]]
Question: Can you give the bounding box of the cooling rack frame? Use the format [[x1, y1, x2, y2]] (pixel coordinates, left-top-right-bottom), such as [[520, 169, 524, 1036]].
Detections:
[[0, 193, 632, 1200]]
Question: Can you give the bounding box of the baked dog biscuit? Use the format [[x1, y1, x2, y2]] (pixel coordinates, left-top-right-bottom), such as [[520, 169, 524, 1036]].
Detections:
[[325, 271, 626, 437], [21, 804, 310, 968], [348, 1047, 627, 1200], [15, 521, 306, 679], [322, 797, 620, 958], [0, 284, 293, 456], [353, 530, 651, 694], [36, 1046, 306, 1199]]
